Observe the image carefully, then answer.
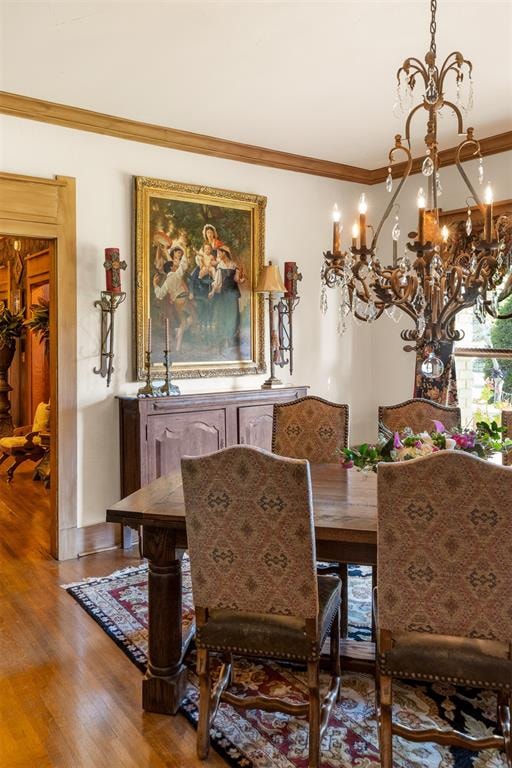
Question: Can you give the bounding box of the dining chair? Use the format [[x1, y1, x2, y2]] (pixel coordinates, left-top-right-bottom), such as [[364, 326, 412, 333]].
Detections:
[[0, 401, 49, 481], [503, 410, 512, 466], [181, 445, 341, 767], [378, 397, 461, 435], [376, 451, 512, 768], [272, 394, 350, 638]]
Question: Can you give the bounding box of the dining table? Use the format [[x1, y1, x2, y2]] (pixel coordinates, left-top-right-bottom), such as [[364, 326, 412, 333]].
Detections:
[[106, 463, 377, 715]]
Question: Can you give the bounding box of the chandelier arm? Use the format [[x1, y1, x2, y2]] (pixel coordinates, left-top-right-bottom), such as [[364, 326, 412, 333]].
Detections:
[[371, 146, 413, 251], [455, 136, 484, 213], [404, 102, 428, 146], [438, 52, 467, 82], [484, 307, 512, 320], [439, 100, 464, 136], [398, 58, 429, 82], [436, 270, 463, 329]]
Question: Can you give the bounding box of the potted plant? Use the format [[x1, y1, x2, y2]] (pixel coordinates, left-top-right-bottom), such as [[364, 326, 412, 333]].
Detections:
[[25, 297, 49, 350], [0, 302, 25, 436]]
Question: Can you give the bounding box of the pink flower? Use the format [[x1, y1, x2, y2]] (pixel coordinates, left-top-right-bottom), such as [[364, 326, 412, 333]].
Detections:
[[340, 459, 354, 469], [432, 420, 445, 433], [393, 432, 403, 449]]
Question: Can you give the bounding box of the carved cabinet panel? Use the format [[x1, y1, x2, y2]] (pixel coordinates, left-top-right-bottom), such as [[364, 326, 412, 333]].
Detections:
[[238, 405, 274, 451], [147, 410, 226, 482]]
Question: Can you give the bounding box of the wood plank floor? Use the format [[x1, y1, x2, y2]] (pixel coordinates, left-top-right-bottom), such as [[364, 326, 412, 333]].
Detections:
[[0, 465, 226, 768]]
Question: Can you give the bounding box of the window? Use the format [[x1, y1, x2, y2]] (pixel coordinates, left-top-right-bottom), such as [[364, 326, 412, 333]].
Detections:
[[454, 295, 512, 428]]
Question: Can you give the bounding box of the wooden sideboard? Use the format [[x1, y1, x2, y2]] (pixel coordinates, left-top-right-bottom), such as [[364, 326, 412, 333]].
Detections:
[[118, 386, 308, 498]]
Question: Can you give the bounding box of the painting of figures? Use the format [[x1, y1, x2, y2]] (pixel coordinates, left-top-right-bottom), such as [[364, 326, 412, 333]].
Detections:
[[134, 177, 266, 380]]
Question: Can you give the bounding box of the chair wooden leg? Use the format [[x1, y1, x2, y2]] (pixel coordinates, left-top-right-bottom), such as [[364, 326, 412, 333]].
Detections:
[[498, 691, 511, 768], [379, 674, 393, 768], [339, 563, 349, 639], [307, 661, 321, 768], [0, 452, 10, 466], [6, 455, 28, 482], [196, 648, 212, 760], [371, 566, 377, 642], [329, 607, 341, 702]]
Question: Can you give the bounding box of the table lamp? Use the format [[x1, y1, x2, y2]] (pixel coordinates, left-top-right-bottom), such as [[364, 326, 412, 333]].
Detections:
[[255, 261, 287, 389]]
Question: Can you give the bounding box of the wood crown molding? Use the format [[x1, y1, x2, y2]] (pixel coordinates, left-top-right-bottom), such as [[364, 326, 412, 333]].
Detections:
[[1, 91, 511, 185], [0, 91, 371, 183]]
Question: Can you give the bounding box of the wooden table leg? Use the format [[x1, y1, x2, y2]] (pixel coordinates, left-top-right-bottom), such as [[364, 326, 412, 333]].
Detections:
[[141, 526, 188, 715]]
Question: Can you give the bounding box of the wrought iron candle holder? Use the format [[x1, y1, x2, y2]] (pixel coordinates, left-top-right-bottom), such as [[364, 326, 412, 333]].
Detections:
[[159, 347, 180, 396], [255, 261, 301, 388], [274, 262, 302, 376], [93, 290, 126, 387]]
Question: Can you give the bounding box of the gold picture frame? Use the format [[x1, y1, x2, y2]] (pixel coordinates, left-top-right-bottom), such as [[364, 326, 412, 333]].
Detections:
[[134, 176, 266, 380]]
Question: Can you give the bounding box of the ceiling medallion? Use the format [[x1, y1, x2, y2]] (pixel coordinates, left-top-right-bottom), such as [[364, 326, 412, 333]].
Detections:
[[320, 0, 510, 377]]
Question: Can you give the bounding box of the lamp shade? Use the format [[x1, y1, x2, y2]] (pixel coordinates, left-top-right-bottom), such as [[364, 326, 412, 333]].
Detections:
[[255, 262, 286, 293]]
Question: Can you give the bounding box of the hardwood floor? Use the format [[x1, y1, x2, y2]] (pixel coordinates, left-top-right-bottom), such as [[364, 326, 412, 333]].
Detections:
[[0, 465, 226, 768]]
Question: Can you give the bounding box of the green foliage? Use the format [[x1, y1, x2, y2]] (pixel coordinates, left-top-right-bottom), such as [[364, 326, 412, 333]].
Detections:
[[25, 298, 49, 345], [0, 303, 25, 348], [482, 293, 512, 397]]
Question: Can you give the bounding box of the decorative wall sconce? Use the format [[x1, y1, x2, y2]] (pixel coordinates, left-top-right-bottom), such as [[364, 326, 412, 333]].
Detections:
[[255, 261, 302, 388], [93, 248, 126, 387]]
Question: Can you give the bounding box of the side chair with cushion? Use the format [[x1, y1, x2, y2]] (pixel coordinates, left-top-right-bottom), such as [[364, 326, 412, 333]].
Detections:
[[378, 397, 461, 435], [272, 394, 350, 638], [376, 451, 512, 768], [503, 410, 512, 466], [0, 401, 50, 482], [181, 445, 341, 768]]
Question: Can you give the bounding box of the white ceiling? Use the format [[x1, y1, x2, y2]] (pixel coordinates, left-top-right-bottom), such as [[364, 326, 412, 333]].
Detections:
[[1, 1, 511, 168]]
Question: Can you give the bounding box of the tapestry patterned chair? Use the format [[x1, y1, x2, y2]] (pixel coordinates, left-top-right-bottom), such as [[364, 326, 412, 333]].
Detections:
[[378, 397, 461, 435], [503, 410, 512, 466], [272, 394, 350, 638], [376, 451, 512, 768], [272, 395, 349, 462], [0, 401, 50, 482], [181, 445, 341, 767]]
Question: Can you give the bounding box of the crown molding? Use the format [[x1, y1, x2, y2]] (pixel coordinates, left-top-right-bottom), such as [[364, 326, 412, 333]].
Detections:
[[1, 91, 511, 186], [0, 91, 371, 184]]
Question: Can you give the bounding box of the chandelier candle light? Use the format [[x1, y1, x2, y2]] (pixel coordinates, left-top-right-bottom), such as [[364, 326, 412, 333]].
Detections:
[[320, 0, 510, 377]]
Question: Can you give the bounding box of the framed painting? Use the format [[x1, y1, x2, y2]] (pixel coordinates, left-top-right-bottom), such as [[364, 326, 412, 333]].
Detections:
[[134, 177, 266, 380]]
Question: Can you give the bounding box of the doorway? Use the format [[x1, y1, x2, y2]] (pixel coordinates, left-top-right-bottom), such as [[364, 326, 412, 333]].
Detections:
[[0, 172, 77, 559]]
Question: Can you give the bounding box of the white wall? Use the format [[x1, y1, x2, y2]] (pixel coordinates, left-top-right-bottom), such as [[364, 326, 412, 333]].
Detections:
[[368, 150, 512, 439], [0, 114, 375, 526]]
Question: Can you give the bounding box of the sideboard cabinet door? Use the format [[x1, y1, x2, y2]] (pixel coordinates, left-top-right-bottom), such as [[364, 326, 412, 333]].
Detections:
[[146, 409, 226, 482], [238, 405, 274, 451]]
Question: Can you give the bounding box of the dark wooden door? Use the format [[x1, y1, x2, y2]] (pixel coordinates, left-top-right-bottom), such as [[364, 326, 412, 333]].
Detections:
[[147, 409, 226, 482], [238, 404, 274, 450]]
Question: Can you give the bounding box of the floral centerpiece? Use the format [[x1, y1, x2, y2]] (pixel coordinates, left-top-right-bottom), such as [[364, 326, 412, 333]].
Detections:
[[339, 419, 512, 472]]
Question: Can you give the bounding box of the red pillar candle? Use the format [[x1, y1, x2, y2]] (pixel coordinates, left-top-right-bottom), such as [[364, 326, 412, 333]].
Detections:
[[284, 261, 297, 297], [104, 248, 126, 294]]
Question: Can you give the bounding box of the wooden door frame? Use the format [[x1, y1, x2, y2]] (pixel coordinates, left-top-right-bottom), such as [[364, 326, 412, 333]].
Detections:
[[0, 171, 77, 559]]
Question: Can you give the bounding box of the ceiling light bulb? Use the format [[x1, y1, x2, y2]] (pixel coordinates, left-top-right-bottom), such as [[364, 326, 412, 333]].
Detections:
[[484, 182, 493, 205], [417, 188, 426, 209], [332, 203, 341, 223], [358, 194, 368, 215]]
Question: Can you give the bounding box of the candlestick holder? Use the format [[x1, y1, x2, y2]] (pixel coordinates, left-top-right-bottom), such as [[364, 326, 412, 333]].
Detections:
[[160, 349, 181, 396], [137, 350, 156, 397], [93, 290, 126, 387]]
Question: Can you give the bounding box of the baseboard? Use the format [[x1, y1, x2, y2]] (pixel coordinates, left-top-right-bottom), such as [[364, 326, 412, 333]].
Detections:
[[75, 522, 121, 557]]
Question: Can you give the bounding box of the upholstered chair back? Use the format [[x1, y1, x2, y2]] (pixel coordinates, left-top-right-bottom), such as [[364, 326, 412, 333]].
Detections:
[[272, 396, 349, 463], [378, 397, 460, 434], [377, 451, 512, 642], [502, 410, 512, 466], [182, 445, 318, 619]]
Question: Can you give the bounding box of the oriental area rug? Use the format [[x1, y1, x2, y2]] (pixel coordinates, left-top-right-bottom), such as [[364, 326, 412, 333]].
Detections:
[[64, 559, 507, 768]]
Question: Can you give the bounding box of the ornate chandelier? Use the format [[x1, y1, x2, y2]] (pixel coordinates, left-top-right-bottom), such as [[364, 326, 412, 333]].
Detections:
[[321, 0, 510, 377]]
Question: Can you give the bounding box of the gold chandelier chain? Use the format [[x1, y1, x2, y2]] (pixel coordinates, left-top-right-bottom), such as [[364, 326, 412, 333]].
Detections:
[[430, 0, 437, 57]]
